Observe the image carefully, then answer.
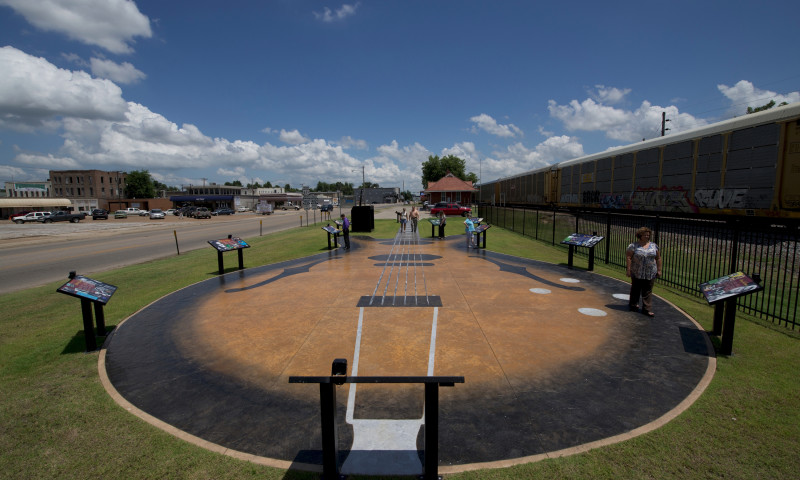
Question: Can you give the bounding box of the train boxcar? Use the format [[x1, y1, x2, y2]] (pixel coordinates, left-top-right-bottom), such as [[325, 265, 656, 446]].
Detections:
[[481, 103, 800, 218]]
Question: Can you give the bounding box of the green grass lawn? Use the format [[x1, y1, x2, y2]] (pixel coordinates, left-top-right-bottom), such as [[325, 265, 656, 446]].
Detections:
[[1, 221, 798, 479]]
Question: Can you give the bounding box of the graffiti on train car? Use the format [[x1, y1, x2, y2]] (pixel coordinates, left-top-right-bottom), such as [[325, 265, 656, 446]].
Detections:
[[582, 190, 601, 204], [600, 193, 628, 209], [694, 188, 748, 209], [630, 186, 698, 213]]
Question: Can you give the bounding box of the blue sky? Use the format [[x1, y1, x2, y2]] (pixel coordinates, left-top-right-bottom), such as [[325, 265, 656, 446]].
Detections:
[[1, 0, 799, 194]]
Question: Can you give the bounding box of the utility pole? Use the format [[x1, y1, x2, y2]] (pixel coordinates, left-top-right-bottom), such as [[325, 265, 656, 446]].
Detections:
[[661, 112, 671, 136]]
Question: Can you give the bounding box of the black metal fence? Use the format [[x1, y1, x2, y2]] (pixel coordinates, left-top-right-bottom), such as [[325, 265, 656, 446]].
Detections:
[[479, 205, 800, 330]]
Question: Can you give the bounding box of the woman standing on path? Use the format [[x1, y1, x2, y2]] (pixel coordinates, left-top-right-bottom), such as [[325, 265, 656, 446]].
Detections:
[[625, 227, 662, 317], [437, 211, 446, 239]]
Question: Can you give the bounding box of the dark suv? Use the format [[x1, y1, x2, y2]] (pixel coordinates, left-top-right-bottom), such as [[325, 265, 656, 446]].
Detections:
[[91, 208, 108, 220]]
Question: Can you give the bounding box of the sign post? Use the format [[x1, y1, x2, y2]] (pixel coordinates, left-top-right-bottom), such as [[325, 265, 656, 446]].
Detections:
[[57, 272, 118, 351], [560, 232, 604, 271], [699, 272, 763, 355], [208, 235, 250, 275]]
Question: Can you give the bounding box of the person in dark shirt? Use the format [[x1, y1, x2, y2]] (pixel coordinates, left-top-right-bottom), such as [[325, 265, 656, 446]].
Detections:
[[341, 214, 350, 249]]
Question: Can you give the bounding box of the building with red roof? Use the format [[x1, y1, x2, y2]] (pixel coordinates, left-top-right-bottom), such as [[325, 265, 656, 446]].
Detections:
[[424, 172, 477, 205]]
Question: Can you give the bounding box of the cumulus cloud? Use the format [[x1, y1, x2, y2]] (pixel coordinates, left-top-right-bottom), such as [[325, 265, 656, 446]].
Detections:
[[471, 135, 585, 182], [15, 152, 80, 169], [90, 57, 146, 84], [0, 46, 129, 132], [548, 95, 707, 142], [470, 113, 523, 138], [441, 142, 479, 167], [717, 80, 800, 112], [591, 85, 631, 105], [313, 3, 360, 22], [279, 129, 311, 145], [217, 166, 246, 177], [0, 0, 152, 54], [337, 135, 368, 150]]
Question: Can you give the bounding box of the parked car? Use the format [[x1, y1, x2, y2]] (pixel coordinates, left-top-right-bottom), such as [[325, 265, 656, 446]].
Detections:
[[320, 204, 333, 212], [212, 208, 235, 216], [178, 206, 197, 217], [237, 206, 248, 212], [114, 210, 128, 219], [281, 203, 300, 210], [194, 207, 211, 219], [149, 209, 165, 219], [165, 209, 177, 215], [43, 211, 86, 223], [91, 208, 108, 220], [12, 211, 51, 224], [138, 210, 150, 216], [429, 202, 471, 217], [124, 207, 141, 215]]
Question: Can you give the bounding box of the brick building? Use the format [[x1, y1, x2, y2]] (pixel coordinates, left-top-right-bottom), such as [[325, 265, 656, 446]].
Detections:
[[50, 169, 127, 212], [424, 172, 477, 205]]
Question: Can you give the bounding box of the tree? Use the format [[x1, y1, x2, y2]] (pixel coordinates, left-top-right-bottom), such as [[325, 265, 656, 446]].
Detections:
[[747, 100, 788, 114], [421, 155, 477, 188], [224, 180, 243, 187], [125, 170, 156, 198]]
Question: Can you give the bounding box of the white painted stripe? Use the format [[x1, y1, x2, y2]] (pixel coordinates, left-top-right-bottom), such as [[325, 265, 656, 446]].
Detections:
[[346, 307, 365, 423], [427, 307, 438, 376]]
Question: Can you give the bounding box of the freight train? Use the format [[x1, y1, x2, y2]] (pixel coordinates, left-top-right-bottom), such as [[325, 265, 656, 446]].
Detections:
[[479, 103, 800, 218]]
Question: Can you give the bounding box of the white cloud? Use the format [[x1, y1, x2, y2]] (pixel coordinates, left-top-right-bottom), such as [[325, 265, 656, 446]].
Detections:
[[337, 135, 368, 150], [217, 166, 246, 177], [0, 164, 31, 181], [548, 96, 707, 142], [90, 57, 146, 84], [0, 0, 152, 54], [313, 3, 360, 23], [441, 142, 479, 168], [278, 129, 310, 145], [15, 152, 80, 169], [0, 46, 129, 132], [717, 80, 800, 112], [470, 113, 523, 138], [591, 85, 631, 105]]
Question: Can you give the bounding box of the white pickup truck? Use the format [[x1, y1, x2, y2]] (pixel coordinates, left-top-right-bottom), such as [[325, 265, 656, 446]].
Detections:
[[12, 212, 51, 224]]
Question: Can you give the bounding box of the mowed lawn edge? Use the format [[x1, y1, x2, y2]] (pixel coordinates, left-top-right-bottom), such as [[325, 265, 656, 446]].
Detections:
[[0, 221, 798, 479]]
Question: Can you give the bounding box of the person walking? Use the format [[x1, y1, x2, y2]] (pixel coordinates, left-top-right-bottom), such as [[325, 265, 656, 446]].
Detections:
[[464, 216, 477, 248], [437, 211, 446, 239], [399, 207, 408, 233], [625, 226, 662, 317], [340, 213, 350, 250], [409, 206, 419, 233]]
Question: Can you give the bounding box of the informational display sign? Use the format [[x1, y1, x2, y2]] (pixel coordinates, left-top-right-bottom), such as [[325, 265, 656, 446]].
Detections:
[[322, 225, 340, 235], [57, 275, 117, 305], [700, 271, 763, 304], [208, 236, 250, 252], [475, 224, 491, 233], [561, 233, 604, 248]]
